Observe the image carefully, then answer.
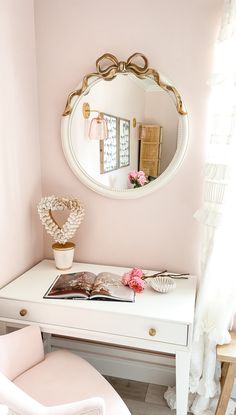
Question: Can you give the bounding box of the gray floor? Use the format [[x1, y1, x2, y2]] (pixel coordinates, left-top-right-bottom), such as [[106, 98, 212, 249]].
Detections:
[[105, 376, 174, 414], [106, 377, 236, 415]]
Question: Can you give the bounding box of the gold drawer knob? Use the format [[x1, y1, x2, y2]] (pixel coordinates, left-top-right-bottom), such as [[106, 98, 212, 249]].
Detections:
[[19, 309, 28, 317], [149, 328, 156, 337]]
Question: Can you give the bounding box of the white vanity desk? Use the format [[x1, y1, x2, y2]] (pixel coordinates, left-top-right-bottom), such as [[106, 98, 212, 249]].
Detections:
[[0, 260, 196, 415]]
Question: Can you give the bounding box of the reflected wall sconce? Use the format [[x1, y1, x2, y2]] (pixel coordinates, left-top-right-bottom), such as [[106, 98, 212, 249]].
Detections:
[[82, 103, 108, 140], [132, 117, 146, 140]]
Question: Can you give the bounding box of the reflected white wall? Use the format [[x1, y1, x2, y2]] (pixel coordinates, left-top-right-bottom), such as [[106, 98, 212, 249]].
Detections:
[[71, 75, 145, 188], [144, 91, 179, 174]]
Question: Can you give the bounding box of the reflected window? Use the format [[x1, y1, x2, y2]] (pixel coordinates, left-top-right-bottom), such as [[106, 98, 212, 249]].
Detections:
[[119, 119, 130, 168], [100, 114, 130, 174]]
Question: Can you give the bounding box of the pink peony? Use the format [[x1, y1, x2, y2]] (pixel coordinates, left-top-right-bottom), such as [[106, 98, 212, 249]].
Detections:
[[128, 170, 138, 181], [130, 267, 143, 279], [128, 170, 148, 188], [137, 175, 148, 186], [122, 272, 132, 286], [128, 276, 145, 293], [122, 267, 146, 293]]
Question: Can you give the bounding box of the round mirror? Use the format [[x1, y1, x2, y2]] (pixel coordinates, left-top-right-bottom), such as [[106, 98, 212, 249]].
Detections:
[[61, 54, 188, 199]]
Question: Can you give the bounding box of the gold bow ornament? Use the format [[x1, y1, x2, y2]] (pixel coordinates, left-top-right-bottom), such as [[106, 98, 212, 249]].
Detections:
[[63, 53, 187, 116]]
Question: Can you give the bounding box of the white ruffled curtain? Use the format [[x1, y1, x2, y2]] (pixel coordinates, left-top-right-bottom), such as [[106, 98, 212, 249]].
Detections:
[[165, 0, 236, 414]]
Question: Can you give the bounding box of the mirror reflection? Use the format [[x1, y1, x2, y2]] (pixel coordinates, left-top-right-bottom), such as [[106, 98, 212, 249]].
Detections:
[[70, 73, 179, 190]]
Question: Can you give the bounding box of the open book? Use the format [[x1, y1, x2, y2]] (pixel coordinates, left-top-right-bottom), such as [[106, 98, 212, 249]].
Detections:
[[43, 271, 135, 302]]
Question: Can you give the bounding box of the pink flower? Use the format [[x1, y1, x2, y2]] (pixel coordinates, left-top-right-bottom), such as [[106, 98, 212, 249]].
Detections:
[[138, 170, 145, 176], [137, 174, 148, 186], [122, 272, 132, 286], [128, 170, 148, 188], [130, 267, 143, 279], [128, 170, 138, 181], [122, 267, 146, 293], [128, 276, 145, 293]]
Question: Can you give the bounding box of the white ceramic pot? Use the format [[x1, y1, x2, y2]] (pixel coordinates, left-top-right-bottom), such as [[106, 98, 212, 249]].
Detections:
[[52, 242, 75, 270]]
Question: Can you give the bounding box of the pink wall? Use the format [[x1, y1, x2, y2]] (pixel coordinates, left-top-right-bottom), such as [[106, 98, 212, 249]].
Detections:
[[0, 0, 43, 287], [35, 0, 224, 275]]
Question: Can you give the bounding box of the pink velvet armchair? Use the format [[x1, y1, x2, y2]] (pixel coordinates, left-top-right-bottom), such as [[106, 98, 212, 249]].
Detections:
[[0, 326, 131, 415]]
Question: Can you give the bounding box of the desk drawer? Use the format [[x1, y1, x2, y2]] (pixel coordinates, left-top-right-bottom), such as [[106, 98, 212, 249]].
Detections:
[[0, 299, 188, 346]]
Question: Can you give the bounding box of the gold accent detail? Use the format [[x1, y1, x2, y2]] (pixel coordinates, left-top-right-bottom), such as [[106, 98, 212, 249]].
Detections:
[[19, 309, 27, 317], [52, 242, 75, 251], [56, 265, 73, 270], [63, 53, 187, 117], [82, 102, 104, 119], [149, 328, 157, 337], [82, 102, 90, 119], [132, 118, 137, 128]]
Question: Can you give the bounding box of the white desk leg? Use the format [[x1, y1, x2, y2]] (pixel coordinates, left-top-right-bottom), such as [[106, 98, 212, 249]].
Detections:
[[176, 350, 191, 415]]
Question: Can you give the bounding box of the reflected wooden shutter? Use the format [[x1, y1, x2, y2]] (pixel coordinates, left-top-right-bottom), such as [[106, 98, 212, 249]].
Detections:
[[139, 124, 162, 177]]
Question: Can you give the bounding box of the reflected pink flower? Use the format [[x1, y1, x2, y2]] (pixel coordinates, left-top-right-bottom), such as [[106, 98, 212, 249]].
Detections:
[[128, 170, 138, 181], [137, 175, 148, 186], [128, 170, 148, 188]]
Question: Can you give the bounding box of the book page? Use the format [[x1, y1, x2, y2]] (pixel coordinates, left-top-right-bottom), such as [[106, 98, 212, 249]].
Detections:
[[44, 272, 97, 299], [90, 272, 135, 302]]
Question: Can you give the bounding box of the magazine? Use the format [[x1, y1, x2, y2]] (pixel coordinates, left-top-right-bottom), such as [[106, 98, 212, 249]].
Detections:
[[43, 271, 135, 302]]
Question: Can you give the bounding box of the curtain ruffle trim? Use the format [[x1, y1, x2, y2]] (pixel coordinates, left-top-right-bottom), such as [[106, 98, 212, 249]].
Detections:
[[197, 379, 219, 398], [164, 386, 236, 415], [194, 207, 221, 227], [193, 320, 232, 344], [205, 163, 230, 181]]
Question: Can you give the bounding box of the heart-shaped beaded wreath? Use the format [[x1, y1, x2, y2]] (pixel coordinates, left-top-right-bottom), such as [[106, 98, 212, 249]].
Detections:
[[37, 195, 85, 244]]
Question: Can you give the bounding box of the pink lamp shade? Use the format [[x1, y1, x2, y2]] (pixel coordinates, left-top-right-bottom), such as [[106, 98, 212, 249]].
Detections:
[[89, 115, 108, 140]]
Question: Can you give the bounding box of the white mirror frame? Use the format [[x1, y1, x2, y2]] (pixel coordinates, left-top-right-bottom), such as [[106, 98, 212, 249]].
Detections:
[[61, 55, 188, 199]]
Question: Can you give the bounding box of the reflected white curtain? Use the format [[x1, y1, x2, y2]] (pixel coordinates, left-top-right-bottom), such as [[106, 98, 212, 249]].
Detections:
[[165, 0, 236, 413]]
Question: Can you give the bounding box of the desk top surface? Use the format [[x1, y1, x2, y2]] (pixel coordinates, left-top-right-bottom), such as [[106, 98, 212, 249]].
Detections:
[[0, 260, 197, 325]]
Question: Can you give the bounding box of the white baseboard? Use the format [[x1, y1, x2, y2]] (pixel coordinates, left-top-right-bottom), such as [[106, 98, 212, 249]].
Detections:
[[51, 335, 176, 386]]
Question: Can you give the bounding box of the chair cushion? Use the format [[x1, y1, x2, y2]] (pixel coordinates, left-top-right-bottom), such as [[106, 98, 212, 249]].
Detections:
[[14, 349, 130, 415], [0, 326, 44, 380]]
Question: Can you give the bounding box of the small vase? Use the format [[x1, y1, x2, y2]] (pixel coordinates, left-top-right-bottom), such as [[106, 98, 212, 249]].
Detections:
[[52, 242, 75, 270]]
